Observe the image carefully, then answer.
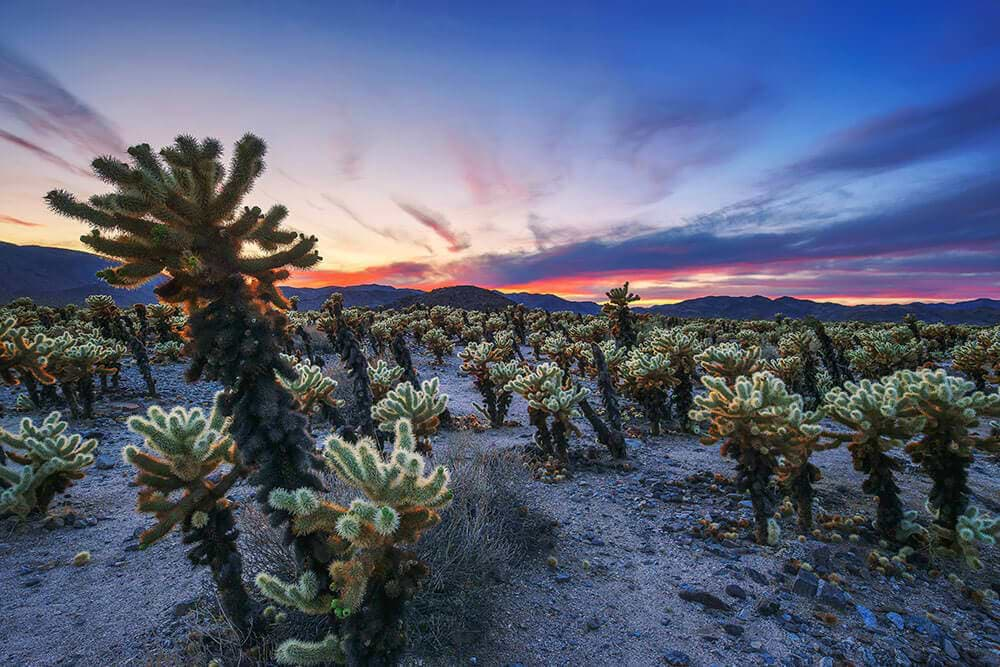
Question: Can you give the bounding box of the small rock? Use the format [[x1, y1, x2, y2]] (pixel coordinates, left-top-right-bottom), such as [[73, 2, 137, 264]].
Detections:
[[756, 598, 781, 616], [722, 623, 744, 637], [554, 572, 571, 583], [662, 650, 691, 666], [172, 598, 199, 619], [886, 612, 905, 631], [791, 570, 819, 598], [679, 588, 732, 612], [855, 604, 877, 629], [942, 638, 959, 662], [725, 583, 748, 600], [95, 455, 115, 470], [744, 567, 769, 586], [817, 581, 852, 609]]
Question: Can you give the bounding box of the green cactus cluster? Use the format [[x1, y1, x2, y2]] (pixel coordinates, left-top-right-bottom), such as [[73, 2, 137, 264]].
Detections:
[[259, 418, 452, 665], [691, 371, 822, 543], [371, 378, 448, 452], [0, 412, 96, 516], [420, 328, 453, 364], [367, 359, 405, 403], [695, 342, 761, 387], [278, 354, 344, 417], [506, 362, 587, 463]]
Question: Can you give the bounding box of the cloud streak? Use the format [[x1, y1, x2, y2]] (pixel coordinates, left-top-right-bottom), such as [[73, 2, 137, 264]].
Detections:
[[0, 213, 42, 227], [775, 79, 1000, 184], [395, 200, 470, 252], [0, 45, 123, 156], [0, 129, 92, 177]]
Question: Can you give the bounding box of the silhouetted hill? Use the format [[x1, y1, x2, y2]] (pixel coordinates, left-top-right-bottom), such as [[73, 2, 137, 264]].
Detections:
[[0, 241, 159, 305], [285, 284, 421, 311], [1, 243, 997, 323], [393, 286, 516, 312], [642, 295, 1000, 325], [503, 292, 601, 315]]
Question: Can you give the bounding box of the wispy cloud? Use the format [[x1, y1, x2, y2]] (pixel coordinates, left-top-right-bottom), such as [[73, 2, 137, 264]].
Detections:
[[322, 194, 433, 253], [0, 129, 92, 177], [0, 213, 42, 227], [774, 79, 1000, 185], [395, 200, 470, 252], [0, 45, 123, 156]]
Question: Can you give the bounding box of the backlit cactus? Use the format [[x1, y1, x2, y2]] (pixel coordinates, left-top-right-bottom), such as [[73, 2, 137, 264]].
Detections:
[[622, 349, 677, 436], [420, 327, 453, 365], [506, 362, 587, 463], [124, 394, 254, 630], [0, 411, 96, 516], [896, 369, 1000, 549], [602, 282, 640, 349], [823, 377, 923, 539], [367, 359, 405, 403], [695, 342, 761, 387], [259, 419, 452, 665], [278, 354, 344, 417], [371, 378, 448, 453], [691, 371, 822, 544], [647, 329, 701, 431], [460, 342, 516, 427]]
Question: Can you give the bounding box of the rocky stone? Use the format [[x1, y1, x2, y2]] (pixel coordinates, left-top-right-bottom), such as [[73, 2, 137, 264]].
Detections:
[[678, 588, 732, 612], [722, 623, 744, 637], [791, 570, 819, 598], [886, 612, 905, 631], [662, 650, 691, 666], [725, 583, 748, 600], [855, 604, 877, 630], [816, 581, 852, 609], [756, 598, 781, 616]]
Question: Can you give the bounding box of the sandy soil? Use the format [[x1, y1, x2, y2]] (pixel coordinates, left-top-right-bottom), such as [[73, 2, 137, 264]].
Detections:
[[1, 347, 998, 667]]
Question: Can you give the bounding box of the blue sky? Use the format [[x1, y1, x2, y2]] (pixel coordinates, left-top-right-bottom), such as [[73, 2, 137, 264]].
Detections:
[[1, 1, 998, 302]]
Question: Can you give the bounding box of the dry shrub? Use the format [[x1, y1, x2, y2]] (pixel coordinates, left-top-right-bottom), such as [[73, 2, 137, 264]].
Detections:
[[406, 432, 550, 656]]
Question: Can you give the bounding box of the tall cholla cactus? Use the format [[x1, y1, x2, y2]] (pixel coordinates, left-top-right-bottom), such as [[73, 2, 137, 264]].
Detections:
[[695, 342, 761, 387], [0, 412, 96, 516], [506, 362, 587, 463], [45, 134, 331, 635], [896, 369, 1000, 548], [367, 360, 404, 403], [258, 419, 453, 666], [371, 378, 448, 454], [778, 330, 822, 409], [459, 341, 514, 427], [622, 348, 677, 436], [602, 282, 640, 349], [823, 377, 924, 539], [647, 328, 701, 431], [125, 395, 254, 630], [691, 371, 822, 544]]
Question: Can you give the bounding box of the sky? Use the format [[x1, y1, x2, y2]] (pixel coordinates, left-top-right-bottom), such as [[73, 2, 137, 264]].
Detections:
[[1, 2, 999, 305]]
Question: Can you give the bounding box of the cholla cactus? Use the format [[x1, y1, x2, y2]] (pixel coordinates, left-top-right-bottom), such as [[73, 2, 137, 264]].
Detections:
[[622, 349, 677, 435], [151, 340, 185, 363], [372, 378, 448, 453], [695, 342, 761, 387], [125, 395, 254, 631], [691, 371, 822, 544], [420, 328, 453, 365], [647, 329, 701, 431], [526, 330, 548, 360], [278, 355, 344, 418], [568, 319, 609, 344], [367, 360, 404, 403], [505, 362, 587, 463], [778, 330, 822, 408], [1, 316, 55, 391], [847, 329, 924, 379], [602, 282, 640, 349], [0, 412, 96, 516], [896, 369, 1000, 548], [954, 506, 1000, 570], [951, 337, 996, 392], [259, 419, 452, 665], [460, 342, 515, 427], [823, 377, 924, 539]]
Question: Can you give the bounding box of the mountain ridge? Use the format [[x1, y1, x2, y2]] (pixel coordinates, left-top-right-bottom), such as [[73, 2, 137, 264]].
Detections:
[[1, 242, 997, 323]]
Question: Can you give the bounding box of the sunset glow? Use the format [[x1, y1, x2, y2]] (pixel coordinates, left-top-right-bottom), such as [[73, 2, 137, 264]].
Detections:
[[1, 2, 998, 304]]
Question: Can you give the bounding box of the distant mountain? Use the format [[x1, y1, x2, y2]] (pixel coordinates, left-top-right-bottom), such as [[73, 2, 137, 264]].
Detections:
[[285, 284, 421, 311], [503, 292, 601, 315], [1, 243, 997, 323], [392, 286, 515, 312], [642, 295, 1000, 325], [0, 241, 159, 306]]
